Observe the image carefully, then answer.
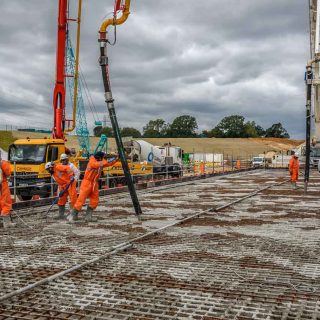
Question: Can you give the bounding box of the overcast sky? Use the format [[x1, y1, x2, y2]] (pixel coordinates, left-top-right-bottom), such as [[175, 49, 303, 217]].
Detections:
[[0, 0, 310, 138]]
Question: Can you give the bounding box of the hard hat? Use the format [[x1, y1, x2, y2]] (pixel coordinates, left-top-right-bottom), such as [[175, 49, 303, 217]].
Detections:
[[45, 162, 54, 170], [60, 153, 68, 161], [294, 153, 299, 158], [94, 151, 105, 160]]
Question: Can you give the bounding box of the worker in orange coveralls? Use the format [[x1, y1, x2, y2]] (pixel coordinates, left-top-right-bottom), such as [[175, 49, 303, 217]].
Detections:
[[0, 152, 14, 228], [200, 160, 205, 175], [289, 151, 299, 189], [68, 152, 117, 223], [236, 159, 241, 170], [45, 161, 77, 219]]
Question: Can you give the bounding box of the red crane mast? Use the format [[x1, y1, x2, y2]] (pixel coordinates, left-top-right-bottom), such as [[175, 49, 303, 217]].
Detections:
[[52, 0, 68, 140]]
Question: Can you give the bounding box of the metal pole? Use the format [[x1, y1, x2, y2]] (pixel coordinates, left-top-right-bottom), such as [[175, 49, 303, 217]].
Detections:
[[231, 153, 234, 171], [305, 64, 313, 192], [212, 150, 214, 174], [50, 176, 54, 198], [222, 152, 225, 173], [13, 162, 17, 202]]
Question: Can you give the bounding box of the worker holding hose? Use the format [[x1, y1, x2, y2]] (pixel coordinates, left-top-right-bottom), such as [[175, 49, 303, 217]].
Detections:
[[68, 152, 117, 223], [289, 151, 299, 189], [60, 153, 80, 182], [45, 161, 78, 219], [0, 152, 14, 228]]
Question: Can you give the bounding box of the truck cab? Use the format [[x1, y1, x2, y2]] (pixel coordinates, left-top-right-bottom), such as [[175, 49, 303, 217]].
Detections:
[[8, 138, 66, 200], [252, 156, 268, 168], [310, 146, 320, 167]]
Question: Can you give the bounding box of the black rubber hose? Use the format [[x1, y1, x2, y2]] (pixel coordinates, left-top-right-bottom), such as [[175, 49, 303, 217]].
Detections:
[[99, 43, 142, 216]]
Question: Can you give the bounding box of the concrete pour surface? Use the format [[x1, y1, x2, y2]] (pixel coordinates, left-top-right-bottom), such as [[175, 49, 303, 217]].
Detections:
[[0, 169, 319, 319]]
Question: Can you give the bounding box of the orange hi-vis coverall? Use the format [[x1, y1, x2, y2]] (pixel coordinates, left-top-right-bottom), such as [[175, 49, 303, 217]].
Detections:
[[289, 156, 299, 182], [73, 156, 114, 211], [0, 160, 12, 216], [199, 162, 205, 175], [53, 163, 77, 208]]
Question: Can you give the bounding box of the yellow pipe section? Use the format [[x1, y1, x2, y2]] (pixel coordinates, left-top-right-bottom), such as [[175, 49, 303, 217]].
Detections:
[[65, 0, 82, 133], [99, 0, 131, 33]]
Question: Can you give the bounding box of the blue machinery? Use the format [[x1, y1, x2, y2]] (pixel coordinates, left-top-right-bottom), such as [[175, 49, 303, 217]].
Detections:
[[66, 38, 107, 157]]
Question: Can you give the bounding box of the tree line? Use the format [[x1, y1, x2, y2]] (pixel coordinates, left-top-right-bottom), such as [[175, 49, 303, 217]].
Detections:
[[94, 114, 290, 139]]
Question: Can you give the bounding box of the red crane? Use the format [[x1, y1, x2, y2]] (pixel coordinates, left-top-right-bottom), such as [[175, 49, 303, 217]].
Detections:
[[52, 0, 68, 140]]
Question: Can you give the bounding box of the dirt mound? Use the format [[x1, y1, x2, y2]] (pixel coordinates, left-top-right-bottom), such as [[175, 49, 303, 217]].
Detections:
[[3, 131, 304, 157], [249, 138, 304, 151]]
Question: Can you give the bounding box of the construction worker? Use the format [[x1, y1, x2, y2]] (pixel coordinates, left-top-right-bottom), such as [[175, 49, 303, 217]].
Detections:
[[45, 160, 77, 219], [0, 152, 14, 228], [60, 153, 80, 182], [200, 160, 205, 175], [236, 159, 241, 170], [289, 151, 299, 189], [68, 151, 117, 222]]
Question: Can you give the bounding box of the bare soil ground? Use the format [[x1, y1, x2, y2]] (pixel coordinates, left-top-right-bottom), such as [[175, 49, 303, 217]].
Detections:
[[5, 130, 303, 156]]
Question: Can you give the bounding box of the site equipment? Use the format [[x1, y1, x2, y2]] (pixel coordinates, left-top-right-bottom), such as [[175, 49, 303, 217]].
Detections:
[[124, 140, 183, 177], [99, 0, 142, 216], [251, 156, 267, 168], [7, 0, 85, 200], [304, 0, 320, 190]]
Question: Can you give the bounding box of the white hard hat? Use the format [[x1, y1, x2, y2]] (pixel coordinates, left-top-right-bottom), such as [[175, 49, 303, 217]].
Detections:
[[45, 162, 54, 170], [60, 153, 68, 160]]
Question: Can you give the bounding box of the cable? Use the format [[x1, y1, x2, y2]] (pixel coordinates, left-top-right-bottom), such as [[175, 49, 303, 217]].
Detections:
[[78, 65, 99, 122], [107, 22, 117, 46]]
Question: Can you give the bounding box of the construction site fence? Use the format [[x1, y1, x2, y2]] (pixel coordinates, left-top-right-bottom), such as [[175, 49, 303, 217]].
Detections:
[[8, 157, 289, 205]]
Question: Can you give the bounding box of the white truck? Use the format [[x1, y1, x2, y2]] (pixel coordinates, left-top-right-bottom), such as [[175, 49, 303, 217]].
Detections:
[[252, 156, 268, 168], [126, 140, 183, 176]]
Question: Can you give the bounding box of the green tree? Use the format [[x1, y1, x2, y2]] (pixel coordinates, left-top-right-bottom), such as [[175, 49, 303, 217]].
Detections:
[[243, 121, 258, 138], [265, 123, 290, 138], [93, 126, 102, 137], [210, 127, 224, 137], [255, 125, 265, 137], [102, 127, 114, 137], [143, 119, 166, 137], [121, 127, 142, 138], [213, 115, 246, 138], [167, 115, 198, 137], [201, 130, 211, 138], [94, 126, 114, 137]]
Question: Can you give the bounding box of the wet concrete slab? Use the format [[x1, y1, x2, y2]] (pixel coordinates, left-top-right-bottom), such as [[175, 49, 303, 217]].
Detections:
[[0, 169, 319, 319]]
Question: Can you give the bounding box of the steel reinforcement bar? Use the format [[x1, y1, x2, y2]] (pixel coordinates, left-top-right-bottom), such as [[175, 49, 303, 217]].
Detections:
[[0, 176, 288, 303]]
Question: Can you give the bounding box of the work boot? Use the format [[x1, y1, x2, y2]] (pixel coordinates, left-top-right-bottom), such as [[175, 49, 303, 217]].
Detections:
[[54, 205, 65, 220], [1, 215, 16, 228], [85, 206, 94, 222], [67, 208, 79, 223]]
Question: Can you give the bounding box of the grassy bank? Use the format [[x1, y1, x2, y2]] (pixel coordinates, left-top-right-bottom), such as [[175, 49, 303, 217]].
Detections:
[[0, 131, 15, 152]]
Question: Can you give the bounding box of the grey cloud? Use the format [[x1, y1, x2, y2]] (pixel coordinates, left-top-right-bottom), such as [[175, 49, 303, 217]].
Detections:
[[0, 0, 310, 138]]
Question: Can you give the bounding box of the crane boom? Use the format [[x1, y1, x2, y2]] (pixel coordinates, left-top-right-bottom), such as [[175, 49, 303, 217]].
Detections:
[[52, 0, 68, 139]]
